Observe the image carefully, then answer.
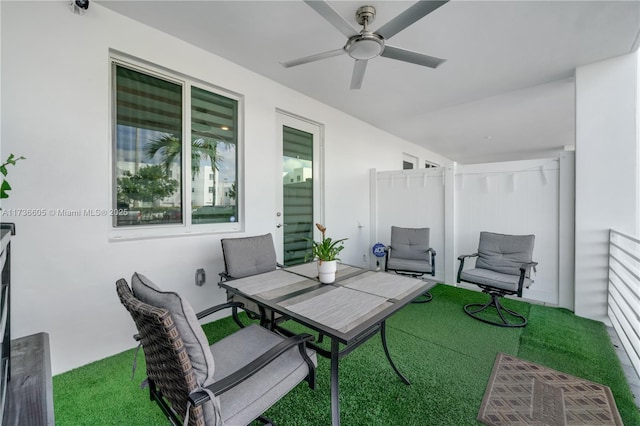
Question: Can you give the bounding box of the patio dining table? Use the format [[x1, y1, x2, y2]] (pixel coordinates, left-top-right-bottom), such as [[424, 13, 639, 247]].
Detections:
[[218, 262, 431, 426]]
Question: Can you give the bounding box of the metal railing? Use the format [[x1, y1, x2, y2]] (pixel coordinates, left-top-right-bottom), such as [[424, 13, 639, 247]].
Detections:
[[608, 229, 640, 378]]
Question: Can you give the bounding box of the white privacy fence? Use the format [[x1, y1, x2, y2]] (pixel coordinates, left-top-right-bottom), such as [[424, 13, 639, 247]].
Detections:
[[608, 229, 640, 377], [372, 156, 572, 306]]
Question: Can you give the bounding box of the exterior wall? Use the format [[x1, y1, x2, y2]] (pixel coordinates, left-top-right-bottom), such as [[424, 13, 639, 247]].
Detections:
[[0, 2, 449, 374], [575, 52, 639, 322]]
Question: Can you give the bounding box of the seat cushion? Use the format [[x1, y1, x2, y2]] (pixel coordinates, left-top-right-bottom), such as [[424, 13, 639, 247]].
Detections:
[[390, 226, 431, 261], [475, 232, 534, 276], [205, 324, 317, 426], [460, 268, 532, 293], [222, 234, 277, 278], [386, 257, 433, 274], [131, 272, 215, 387]]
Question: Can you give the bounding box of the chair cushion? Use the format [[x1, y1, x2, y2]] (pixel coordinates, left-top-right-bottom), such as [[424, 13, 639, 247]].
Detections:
[[460, 268, 532, 293], [131, 272, 215, 387], [221, 234, 277, 278], [386, 257, 433, 274], [390, 226, 431, 262], [475, 232, 534, 276], [206, 324, 317, 425]]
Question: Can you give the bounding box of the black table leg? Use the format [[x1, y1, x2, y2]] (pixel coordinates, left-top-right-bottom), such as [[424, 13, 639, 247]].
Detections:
[[331, 338, 340, 425], [381, 321, 410, 385]]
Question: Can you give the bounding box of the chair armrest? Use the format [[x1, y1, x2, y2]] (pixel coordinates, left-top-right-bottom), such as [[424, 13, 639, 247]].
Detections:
[[516, 262, 539, 295], [457, 253, 478, 261], [218, 271, 233, 283], [456, 253, 478, 283], [196, 302, 244, 320], [427, 248, 437, 256], [383, 246, 391, 271], [520, 261, 538, 273], [189, 333, 316, 405]]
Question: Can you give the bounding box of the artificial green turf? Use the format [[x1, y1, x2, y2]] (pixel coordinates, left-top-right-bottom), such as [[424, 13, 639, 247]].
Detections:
[[53, 285, 640, 425]]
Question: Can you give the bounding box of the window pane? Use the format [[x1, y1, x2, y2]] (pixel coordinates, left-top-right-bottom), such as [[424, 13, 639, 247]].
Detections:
[[114, 65, 183, 226], [191, 86, 238, 225], [282, 126, 313, 266]]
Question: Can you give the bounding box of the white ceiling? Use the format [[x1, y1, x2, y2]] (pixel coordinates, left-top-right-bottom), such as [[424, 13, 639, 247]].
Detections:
[[99, 0, 640, 164]]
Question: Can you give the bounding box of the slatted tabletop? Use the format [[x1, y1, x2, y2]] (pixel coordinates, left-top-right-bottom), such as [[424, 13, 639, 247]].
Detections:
[[281, 286, 392, 333], [220, 263, 430, 342]]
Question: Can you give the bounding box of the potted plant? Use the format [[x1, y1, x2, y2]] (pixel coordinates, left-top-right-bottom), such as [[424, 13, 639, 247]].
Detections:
[[305, 223, 347, 284]]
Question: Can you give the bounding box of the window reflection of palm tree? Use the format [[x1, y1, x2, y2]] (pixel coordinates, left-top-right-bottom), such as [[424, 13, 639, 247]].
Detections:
[[144, 134, 230, 206]]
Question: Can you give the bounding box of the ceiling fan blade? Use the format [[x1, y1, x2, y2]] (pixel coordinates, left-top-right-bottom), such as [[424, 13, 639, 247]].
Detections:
[[350, 60, 368, 90], [281, 48, 345, 68], [376, 1, 449, 40], [304, 0, 359, 38], [381, 45, 445, 68]]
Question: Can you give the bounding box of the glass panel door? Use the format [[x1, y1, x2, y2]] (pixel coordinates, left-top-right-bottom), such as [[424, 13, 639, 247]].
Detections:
[[275, 112, 322, 266], [282, 126, 314, 265]]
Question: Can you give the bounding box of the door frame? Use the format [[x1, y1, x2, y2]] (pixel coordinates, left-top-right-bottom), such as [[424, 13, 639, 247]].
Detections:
[[274, 109, 324, 264]]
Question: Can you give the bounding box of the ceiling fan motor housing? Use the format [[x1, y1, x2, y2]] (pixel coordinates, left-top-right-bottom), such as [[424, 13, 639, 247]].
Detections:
[[355, 5, 376, 26]]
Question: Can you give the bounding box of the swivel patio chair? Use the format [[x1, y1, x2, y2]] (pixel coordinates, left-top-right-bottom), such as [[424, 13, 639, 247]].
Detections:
[[219, 233, 283, 327], [116, 272, 316, 426], [457, 231, 537, 328], [385, 226, 436, 302]]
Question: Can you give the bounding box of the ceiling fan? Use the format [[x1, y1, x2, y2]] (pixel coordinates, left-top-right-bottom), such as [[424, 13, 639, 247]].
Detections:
[[281, 0, 449, 90]]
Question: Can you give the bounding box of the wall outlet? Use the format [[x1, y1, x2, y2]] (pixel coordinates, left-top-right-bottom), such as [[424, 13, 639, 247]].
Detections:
[[195, 268, 206, 286]]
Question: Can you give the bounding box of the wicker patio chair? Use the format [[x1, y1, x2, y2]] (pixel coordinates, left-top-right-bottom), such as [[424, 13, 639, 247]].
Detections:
[[116, 273, 316, 425]]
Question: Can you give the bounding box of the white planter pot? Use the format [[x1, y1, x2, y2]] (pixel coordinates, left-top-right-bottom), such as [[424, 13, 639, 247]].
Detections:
[[317, 260, 338, 284]]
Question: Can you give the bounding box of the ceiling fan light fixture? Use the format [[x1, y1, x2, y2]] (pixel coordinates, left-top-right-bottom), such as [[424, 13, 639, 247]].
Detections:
[[345, 33, 384, 60], [285, 1, 449, 89]]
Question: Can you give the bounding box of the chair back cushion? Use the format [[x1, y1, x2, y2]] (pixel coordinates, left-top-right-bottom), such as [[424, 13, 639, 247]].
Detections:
[[221, 233, 277, 278], [131, 272, 215, 387], [390, 226, 431, 261], [475, 232, 535, 276]]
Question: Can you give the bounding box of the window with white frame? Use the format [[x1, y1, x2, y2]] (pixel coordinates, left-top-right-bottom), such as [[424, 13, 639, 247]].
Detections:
[[402, 153, 418, 170], [112, 58, 240, 233]]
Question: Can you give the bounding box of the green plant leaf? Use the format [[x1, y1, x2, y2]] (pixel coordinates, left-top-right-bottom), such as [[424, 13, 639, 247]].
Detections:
[[0, 180, 11, 198]]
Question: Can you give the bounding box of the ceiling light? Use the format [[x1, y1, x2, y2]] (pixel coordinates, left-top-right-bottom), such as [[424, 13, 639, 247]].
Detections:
[[345, 34, 384, 61]]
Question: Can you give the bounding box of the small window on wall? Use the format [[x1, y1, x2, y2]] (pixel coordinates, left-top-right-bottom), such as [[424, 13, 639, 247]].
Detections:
[[403, 153, 418, 170], [112, 57, 241, 237], [425, 160, 439, 169]]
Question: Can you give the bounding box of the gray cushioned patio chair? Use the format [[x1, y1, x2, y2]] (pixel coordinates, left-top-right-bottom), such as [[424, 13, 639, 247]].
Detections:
[[457, 231, 537, 327], [385, 226, 436, 302], [219, 233, 283, 327], [117, 273, 316, 426]]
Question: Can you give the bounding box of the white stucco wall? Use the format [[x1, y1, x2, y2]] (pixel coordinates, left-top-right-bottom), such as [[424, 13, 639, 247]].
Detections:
[[0, 2, 450, 374], [575, 52, 639, 322]]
